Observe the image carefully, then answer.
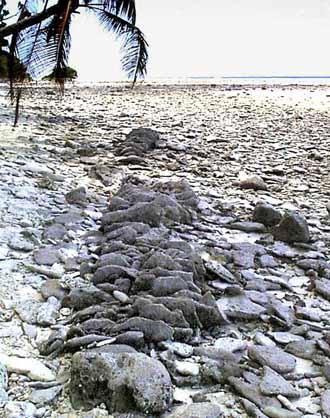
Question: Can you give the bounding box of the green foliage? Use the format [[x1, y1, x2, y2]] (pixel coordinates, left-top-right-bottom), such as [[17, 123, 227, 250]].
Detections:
[[0, 0, 9, 27], [43, 66, 78, 81], [0, 52, 29, 79]]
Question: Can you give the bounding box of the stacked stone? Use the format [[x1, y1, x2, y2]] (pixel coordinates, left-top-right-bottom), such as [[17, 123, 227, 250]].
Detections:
[[60, 178, 224, 351]]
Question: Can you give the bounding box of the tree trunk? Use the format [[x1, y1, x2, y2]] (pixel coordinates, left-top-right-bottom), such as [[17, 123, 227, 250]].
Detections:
[[0, 4, 60, 38]]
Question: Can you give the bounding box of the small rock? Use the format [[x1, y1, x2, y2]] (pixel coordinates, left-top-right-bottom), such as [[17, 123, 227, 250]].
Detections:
[[218, 292, 267, 320], [236, 174, 268, 191], [214, 337, 247, 353], [241, 398, 268, 418], [42, 224, 66, 241], [160, 342, 193, 358], [166, 402, 222, 418], [22, 323, 38, 339], [0, 322, 23, 338], [263, 406, 302, 418], [323, 361, 330, 383], [271, 332, 304, 345], [285, 340, 317, 360], [36, 297, 61, 326], [315, 278, 330, 301], [173, 388, 191, 403], [321, 390, 330, 417], [259, 254, 278, 268], [255, 332, 276, 347], [30, 385, 62, 406], [8, 237, 34, 252], [22, 162, 52, 174], [174, 360, 200, 376], [0, 354, 56, 381], [34, 247, 60, 266], [15, 300, 41, 324], [113, 290, 129, 303], [230, 221, 267, 233], [40, 279, 68, 301], [4, 401, 37, 418], [65, 186, 88, 205], [0, 361, 8, 405]]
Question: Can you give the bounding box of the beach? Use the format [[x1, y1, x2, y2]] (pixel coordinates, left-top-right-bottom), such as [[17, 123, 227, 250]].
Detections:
[[1, 81, 330, 417]]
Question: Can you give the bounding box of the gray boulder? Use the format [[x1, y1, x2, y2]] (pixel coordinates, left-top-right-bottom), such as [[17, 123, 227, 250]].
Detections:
[[70, 351, 173, 414], [248, 345, 296, 374], [271, 211, 310, 243], [120, 128, 160, 156], [253, 202, 282, 227]]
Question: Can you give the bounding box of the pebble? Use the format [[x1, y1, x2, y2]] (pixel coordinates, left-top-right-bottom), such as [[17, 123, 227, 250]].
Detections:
[[113, 290, 129, 303], [22, 162, 53, 174], [160, 342, 194, 358], [173, 387, 191, 403], [30, 385, 62, 406], [271, 332, 304, 345], [214, 337, 247, 352], [40, 279, 68, 301], [33, 247, 60, 266], [36, 296, 61, 326], [174, 360, 200, 376], [4, 401, 37, 418], [236, 174, 268, 191], [263, 406, 303, 418], [166, 402, 222, 418], [254, 332, 277, 347], [8, 237, 34, 252]]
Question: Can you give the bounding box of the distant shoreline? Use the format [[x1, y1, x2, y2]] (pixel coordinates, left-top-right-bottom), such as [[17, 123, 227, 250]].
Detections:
[[222, 75, 330, 79]]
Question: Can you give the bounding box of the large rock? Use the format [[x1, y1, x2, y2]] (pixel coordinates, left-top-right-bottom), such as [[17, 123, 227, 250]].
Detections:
[[248, 345, 296, 374], [0, 354, 55, 381], [253, 202, 282, 227], [118, 128, 160, 156], [69, 351, 173, 414], [271, 211, 310, 243], [260, 366, 300, 398]]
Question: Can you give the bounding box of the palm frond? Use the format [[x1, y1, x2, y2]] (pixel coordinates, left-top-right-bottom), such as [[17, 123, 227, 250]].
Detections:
[[46, 0, 72, 86], [94, 9, 148, 82], [86, 0, 136, 24], [15, 0, 72, 81], [105, 0, 136, 24]]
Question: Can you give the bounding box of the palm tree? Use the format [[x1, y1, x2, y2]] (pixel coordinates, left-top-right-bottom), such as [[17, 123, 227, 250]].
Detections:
[[0, 0, 148, 124]]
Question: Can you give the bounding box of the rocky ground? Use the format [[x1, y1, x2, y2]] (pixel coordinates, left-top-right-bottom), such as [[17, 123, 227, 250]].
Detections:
[[1, 82, 330, 418]]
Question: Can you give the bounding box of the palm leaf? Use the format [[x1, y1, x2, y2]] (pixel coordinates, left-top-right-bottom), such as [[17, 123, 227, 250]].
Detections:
[[87, 0, 136, 24], [105, 0, 136, 24], [94, 9, 148, 82]]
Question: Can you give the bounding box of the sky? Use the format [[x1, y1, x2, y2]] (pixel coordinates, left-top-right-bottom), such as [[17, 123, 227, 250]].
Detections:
[[6, 0, 330, 80]]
